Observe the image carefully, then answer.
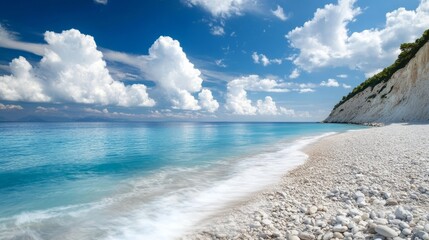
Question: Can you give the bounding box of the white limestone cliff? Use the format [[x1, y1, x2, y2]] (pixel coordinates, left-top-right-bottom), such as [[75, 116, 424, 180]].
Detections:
[[325, 42, 429, 124]]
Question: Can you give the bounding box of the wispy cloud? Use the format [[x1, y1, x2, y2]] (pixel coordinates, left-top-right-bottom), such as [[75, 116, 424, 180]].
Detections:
[[272, 5, 288, 21], [0, 24, 45, 56]]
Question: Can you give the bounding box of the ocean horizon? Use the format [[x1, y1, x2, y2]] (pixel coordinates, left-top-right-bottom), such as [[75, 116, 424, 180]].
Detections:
[[0, 122, 364, 239]]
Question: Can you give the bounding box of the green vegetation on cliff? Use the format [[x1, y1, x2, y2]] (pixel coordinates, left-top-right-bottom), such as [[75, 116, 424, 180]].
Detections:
[[333, 29, 429, 110]]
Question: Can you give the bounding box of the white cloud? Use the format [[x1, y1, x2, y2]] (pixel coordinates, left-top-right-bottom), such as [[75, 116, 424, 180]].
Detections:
[[0, 29, 155, 107], [0, 24, 45, 56], [320, 78, 340, 87], [184, 0, 255, 18], [279, 107, 295, 116], [143, 36, 203, 110], [286, 0, 429, 75], [84, 107, 108, 114], [298, 88, 315, 93], [0, 56, 49, 102], [272, 5, 288, 21], [342, 83, 352, 89], [252, 52, 282, 66], [94, 0, 108, 4], [257, 96, 278, 115], [337, 74, 348, 78], [0, 103, 23, 110], [198, 89, 219, 112], [210, 25, 225, 36], [225, 75, 291, 115], [99, 37, 219, 112], [289, 68, 300, 79], [0, 28, 216, 112], [35, 106, 58, 113], [215, 59, 227, 67]]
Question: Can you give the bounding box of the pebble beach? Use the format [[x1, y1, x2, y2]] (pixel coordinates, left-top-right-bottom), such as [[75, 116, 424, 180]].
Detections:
[[187, 124, 429, 240]]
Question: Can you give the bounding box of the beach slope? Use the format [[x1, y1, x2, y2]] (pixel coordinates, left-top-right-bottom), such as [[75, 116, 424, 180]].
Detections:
[[187, 124, 429, 239]]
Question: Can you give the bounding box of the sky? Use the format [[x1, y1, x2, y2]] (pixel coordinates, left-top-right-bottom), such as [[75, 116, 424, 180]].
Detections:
[[0, 0, 427, 122]]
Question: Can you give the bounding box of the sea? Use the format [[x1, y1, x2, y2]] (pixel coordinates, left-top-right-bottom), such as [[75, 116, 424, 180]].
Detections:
[[0, 122, 364, 239]]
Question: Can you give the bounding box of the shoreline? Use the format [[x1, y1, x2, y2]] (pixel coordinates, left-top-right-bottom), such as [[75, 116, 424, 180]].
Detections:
[[185, 124, 429, 240]]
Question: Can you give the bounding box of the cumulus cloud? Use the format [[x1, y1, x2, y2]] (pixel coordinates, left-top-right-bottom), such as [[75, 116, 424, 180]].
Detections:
[[289, 68, 300, 79], [0, 56, 49, 102], [257, 96, 278, 115], [0, 28, 218, 112], [142, 36, 204, 110], [103, 37, 219, 112], [225, 75, 291, 115], [184, 0, 255, 18], [252, 52, 282, 66], [0, 29, 156, 107], [0, 103, 23, 110], [272, 5, 288, 21], [320, 78, 340, 87], [286, 0, 429, 75], [279, 106, 295, 116], [198, 89, 219, 112]]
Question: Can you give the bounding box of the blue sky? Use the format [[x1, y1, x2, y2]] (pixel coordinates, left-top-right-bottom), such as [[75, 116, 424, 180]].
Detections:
[[0, 0, 427, 121]]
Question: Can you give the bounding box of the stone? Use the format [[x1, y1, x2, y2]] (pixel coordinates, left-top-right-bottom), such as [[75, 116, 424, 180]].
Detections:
[[322, 232, 333, 240], [307, 205, 318, 215], [352, 216, 361, 223], [402, 228, 412, 236], [250, 221, 262, 228], [354, 191, 365, 199], [348, 208, 360, 216], [333, 232, 344, 239], [413, 231, 429, 240], [298, 232, 315, 240], [374, 225, 399, 238], [316, 220, 327, 228], [333, 224, 348, 232], [353, 232, 365, 239], [288, 236, 300, 240], [374, 218, 388, 225], [336, 215, 350, 225], [399, 221, 410, 229], [385, 198, 398, 206], [356, 197, 366, 207], [262, 219, 272, 226], [381, 191, 391, 199], [395, 206, 413, 221], [361, 213, 369, 220]]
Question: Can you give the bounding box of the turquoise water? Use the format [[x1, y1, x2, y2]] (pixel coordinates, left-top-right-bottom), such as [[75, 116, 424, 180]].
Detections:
[[0, 122, 364, 239]]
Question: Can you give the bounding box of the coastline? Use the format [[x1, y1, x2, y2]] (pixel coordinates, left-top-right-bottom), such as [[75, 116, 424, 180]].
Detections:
[[185, 124, 429, 239]]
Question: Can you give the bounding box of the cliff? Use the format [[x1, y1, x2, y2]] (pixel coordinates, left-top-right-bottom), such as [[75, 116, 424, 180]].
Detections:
[[325, 38, 429, 124]]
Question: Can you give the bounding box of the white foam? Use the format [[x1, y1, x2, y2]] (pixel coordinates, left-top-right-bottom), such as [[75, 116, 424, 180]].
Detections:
[[105, 132, 335, 240]]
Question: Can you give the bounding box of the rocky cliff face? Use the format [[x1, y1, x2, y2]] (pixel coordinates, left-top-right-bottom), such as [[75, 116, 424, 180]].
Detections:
[[325, 42, 429, 124]]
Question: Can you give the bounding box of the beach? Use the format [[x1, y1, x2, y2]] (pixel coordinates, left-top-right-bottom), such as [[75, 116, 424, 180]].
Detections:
[[187, 124, 429, 239]]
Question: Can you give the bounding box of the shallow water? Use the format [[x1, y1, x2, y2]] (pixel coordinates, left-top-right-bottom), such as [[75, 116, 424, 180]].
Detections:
[[0, 122, 364, 239]]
